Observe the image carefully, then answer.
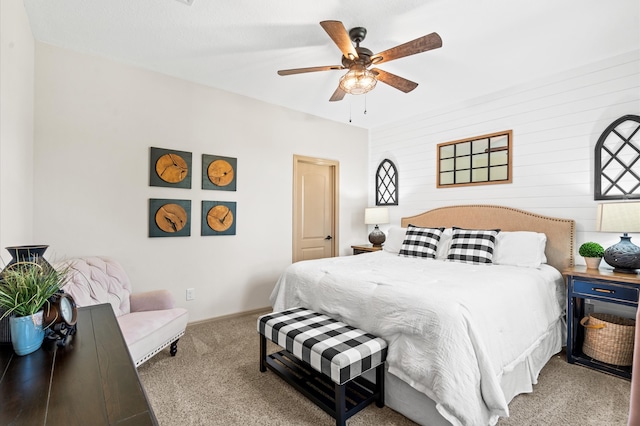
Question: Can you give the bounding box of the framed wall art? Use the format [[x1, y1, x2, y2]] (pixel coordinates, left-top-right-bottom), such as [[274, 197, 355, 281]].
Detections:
[[202, 154, 237, 191], [201, 201, 236, 236], [376, 159, 398, 206], [149, 147, 192, 189], [149, 198, 191, 237], [594, 114, 640, 200], [437, 130, 512, 188]]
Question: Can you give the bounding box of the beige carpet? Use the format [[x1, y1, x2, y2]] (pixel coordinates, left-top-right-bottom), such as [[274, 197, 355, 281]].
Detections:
[[138, 312, 631, 425]]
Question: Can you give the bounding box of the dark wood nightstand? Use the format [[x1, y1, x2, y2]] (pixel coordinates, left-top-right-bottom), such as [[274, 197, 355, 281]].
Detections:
[[351, 244, 383, 255], [564, 266, 640, 379]]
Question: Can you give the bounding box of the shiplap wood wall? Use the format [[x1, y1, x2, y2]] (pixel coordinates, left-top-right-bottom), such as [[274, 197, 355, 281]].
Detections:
[[369, 50, 640, 262]]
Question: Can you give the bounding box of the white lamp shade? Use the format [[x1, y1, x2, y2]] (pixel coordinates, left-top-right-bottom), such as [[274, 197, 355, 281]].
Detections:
[[364, 207, 389, 225], [596, 202, 640, 232]]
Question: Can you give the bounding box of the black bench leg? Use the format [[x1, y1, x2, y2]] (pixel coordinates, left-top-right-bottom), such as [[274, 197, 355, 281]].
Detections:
[[335, 383, 346, 426], [259, 334, 267, 373], [376, 363, 385, 408], [170, 339, 179, 356]]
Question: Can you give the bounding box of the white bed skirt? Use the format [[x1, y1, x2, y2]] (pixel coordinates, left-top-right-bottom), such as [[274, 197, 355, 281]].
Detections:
[[364, 317, 565, 426]]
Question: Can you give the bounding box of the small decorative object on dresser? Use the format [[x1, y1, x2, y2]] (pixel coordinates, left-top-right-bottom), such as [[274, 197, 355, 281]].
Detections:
[[364, 207, 389, 247], [578, 241, 604, 269], [0, 245, 54, 343], [596, 201, 640, 273], [0, 254, 69, 355]]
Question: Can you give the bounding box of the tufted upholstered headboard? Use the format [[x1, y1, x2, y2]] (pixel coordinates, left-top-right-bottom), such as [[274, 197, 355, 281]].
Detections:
[[401, 204, 576, 272]]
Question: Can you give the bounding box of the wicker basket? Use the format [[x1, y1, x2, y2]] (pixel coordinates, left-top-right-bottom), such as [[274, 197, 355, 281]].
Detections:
[[580, 313, 635, 366]]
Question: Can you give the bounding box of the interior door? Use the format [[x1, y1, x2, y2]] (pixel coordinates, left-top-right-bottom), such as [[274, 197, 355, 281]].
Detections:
[[292, 155, 339, 262]]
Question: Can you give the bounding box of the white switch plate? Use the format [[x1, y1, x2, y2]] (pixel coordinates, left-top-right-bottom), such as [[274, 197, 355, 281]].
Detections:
[[186, 288, 195, 301]]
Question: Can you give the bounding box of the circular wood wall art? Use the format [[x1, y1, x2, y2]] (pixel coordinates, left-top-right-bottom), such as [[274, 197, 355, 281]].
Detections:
[[155, 153, 188, 183], [155, 203, 188, 233], [207, 204, 234, 232], [207, 159, 234, 187]]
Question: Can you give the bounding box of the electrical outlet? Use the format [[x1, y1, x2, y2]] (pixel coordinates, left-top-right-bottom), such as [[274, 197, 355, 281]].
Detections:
[[186, 288, 195, 301], [585, 300, 595, 316]]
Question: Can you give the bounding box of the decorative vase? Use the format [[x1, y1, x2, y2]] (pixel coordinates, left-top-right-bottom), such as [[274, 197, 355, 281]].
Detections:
[[1, 245, 51, 344], [584, 257, 602, 270], [9, 310, 45, 356], [3, 245, 53, 274]]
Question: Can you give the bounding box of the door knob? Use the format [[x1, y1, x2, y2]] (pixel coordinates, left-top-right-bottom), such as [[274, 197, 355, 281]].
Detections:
[[325, 235, 332, 240]]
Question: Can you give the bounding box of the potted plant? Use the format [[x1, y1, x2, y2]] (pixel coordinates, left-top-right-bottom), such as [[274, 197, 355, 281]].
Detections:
[[579, 242, 605, 270], [0, 261, 68, 355]]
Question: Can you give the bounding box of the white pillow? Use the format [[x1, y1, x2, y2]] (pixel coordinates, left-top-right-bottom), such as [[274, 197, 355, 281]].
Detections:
[[436, 228, 453, 259], [493, 231, 548, 268], [383, 226, 407, 254]]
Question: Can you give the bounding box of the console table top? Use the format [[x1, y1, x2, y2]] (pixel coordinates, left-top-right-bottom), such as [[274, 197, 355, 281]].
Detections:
[[0, 303, 157, 425]]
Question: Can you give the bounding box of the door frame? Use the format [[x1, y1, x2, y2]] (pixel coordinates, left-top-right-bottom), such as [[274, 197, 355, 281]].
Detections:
[[292, 155, 340, 263]]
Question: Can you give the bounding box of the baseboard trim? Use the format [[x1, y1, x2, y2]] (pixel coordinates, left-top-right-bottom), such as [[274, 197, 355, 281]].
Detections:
[[187, 306, 272, 327]]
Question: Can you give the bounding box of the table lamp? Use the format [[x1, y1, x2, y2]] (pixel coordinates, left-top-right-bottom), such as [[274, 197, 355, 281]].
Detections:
[[365, 207, 389, 247], [596, 201, 640, 273]]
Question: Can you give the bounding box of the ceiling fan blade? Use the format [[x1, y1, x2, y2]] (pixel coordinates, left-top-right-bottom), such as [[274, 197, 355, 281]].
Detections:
[[329, 85, 346, 102], [371, 68, 418, 93], [277, 65, 344, 76], [371, 32, 442, 65], [320, 20, 359, 60]]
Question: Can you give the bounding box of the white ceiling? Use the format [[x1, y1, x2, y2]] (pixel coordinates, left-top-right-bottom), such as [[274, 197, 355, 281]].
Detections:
[[23, 0, 639, 129]]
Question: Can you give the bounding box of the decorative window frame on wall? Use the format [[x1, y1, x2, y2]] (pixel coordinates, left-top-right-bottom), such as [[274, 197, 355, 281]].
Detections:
[[437, 130, 513, 188], [376, 159, 398, 206], [594, 114, 640, 200]]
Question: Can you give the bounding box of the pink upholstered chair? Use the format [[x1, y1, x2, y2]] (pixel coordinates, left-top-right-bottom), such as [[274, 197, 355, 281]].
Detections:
[[58, 256, 188, 367]]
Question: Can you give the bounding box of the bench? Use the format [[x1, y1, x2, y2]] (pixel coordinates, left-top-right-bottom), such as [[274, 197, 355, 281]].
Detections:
[[258, 307, 387, 426]]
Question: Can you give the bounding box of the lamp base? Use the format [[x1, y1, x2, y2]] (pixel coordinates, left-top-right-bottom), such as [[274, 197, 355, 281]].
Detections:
[[603, 234, 640, 274], [368, 225, 386, 247]]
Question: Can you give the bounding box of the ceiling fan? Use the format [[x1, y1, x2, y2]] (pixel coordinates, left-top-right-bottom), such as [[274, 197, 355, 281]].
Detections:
[[277, 20, 442, 102]]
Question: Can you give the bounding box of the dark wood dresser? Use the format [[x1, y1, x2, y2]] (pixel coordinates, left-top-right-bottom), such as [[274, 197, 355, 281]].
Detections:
[[0, 303, 158, 425]]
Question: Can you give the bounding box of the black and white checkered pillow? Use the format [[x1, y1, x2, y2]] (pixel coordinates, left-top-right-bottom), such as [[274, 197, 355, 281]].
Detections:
[[447, 227, 500, 264], [398, 225, 444, 258]]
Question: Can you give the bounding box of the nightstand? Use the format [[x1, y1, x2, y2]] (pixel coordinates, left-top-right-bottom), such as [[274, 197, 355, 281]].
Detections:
[[351, 244, 383, 255], [564, 266, 640, 379]]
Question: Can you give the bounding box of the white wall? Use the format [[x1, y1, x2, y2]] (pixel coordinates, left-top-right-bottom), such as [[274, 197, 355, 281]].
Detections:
[[32, 43, 369, 322], [370, 50, 640, 267], [0, 0, 35, 253]]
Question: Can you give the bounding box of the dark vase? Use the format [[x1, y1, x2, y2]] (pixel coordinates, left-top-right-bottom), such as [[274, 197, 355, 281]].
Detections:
[[0, 245, 52, 343], [2, 245, 53, 274]]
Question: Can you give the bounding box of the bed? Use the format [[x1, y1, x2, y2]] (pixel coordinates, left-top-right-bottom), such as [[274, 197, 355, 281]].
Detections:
[[270, 205, 575, 426]]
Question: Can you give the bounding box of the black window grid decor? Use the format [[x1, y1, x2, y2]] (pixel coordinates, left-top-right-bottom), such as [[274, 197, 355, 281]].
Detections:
[[595, 115, 640, 200], [376, 159, 398, 206], [436, 130, 512, 188]]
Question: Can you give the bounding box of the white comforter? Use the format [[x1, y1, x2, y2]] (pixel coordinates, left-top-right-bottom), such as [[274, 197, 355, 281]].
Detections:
[[270, 251, 565, 426]]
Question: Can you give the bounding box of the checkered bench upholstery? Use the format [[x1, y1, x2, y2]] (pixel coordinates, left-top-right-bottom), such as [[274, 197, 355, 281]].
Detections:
[[258, 307, 387, 426]]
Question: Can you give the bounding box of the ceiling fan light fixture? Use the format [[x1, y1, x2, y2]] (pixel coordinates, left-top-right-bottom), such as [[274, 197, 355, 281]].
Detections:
[[339, 66, 377, 95]]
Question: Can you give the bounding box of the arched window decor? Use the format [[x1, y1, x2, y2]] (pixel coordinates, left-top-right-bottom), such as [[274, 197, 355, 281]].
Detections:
[[595, 115, 640, 200], [376, 159, 398, 206]]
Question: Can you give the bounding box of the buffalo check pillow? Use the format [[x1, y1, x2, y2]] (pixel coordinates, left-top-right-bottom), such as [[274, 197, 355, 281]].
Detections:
[[399, 225, 444, 258], [447, 227, 500, 264]]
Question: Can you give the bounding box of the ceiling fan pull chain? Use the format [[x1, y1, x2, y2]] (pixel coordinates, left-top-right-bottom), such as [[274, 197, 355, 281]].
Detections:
[[364, 94, 368, 115], [349, 97, 352, 123]]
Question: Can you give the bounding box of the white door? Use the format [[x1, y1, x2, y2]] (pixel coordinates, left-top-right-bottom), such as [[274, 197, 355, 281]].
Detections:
[[292, 155, 339, 262]]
